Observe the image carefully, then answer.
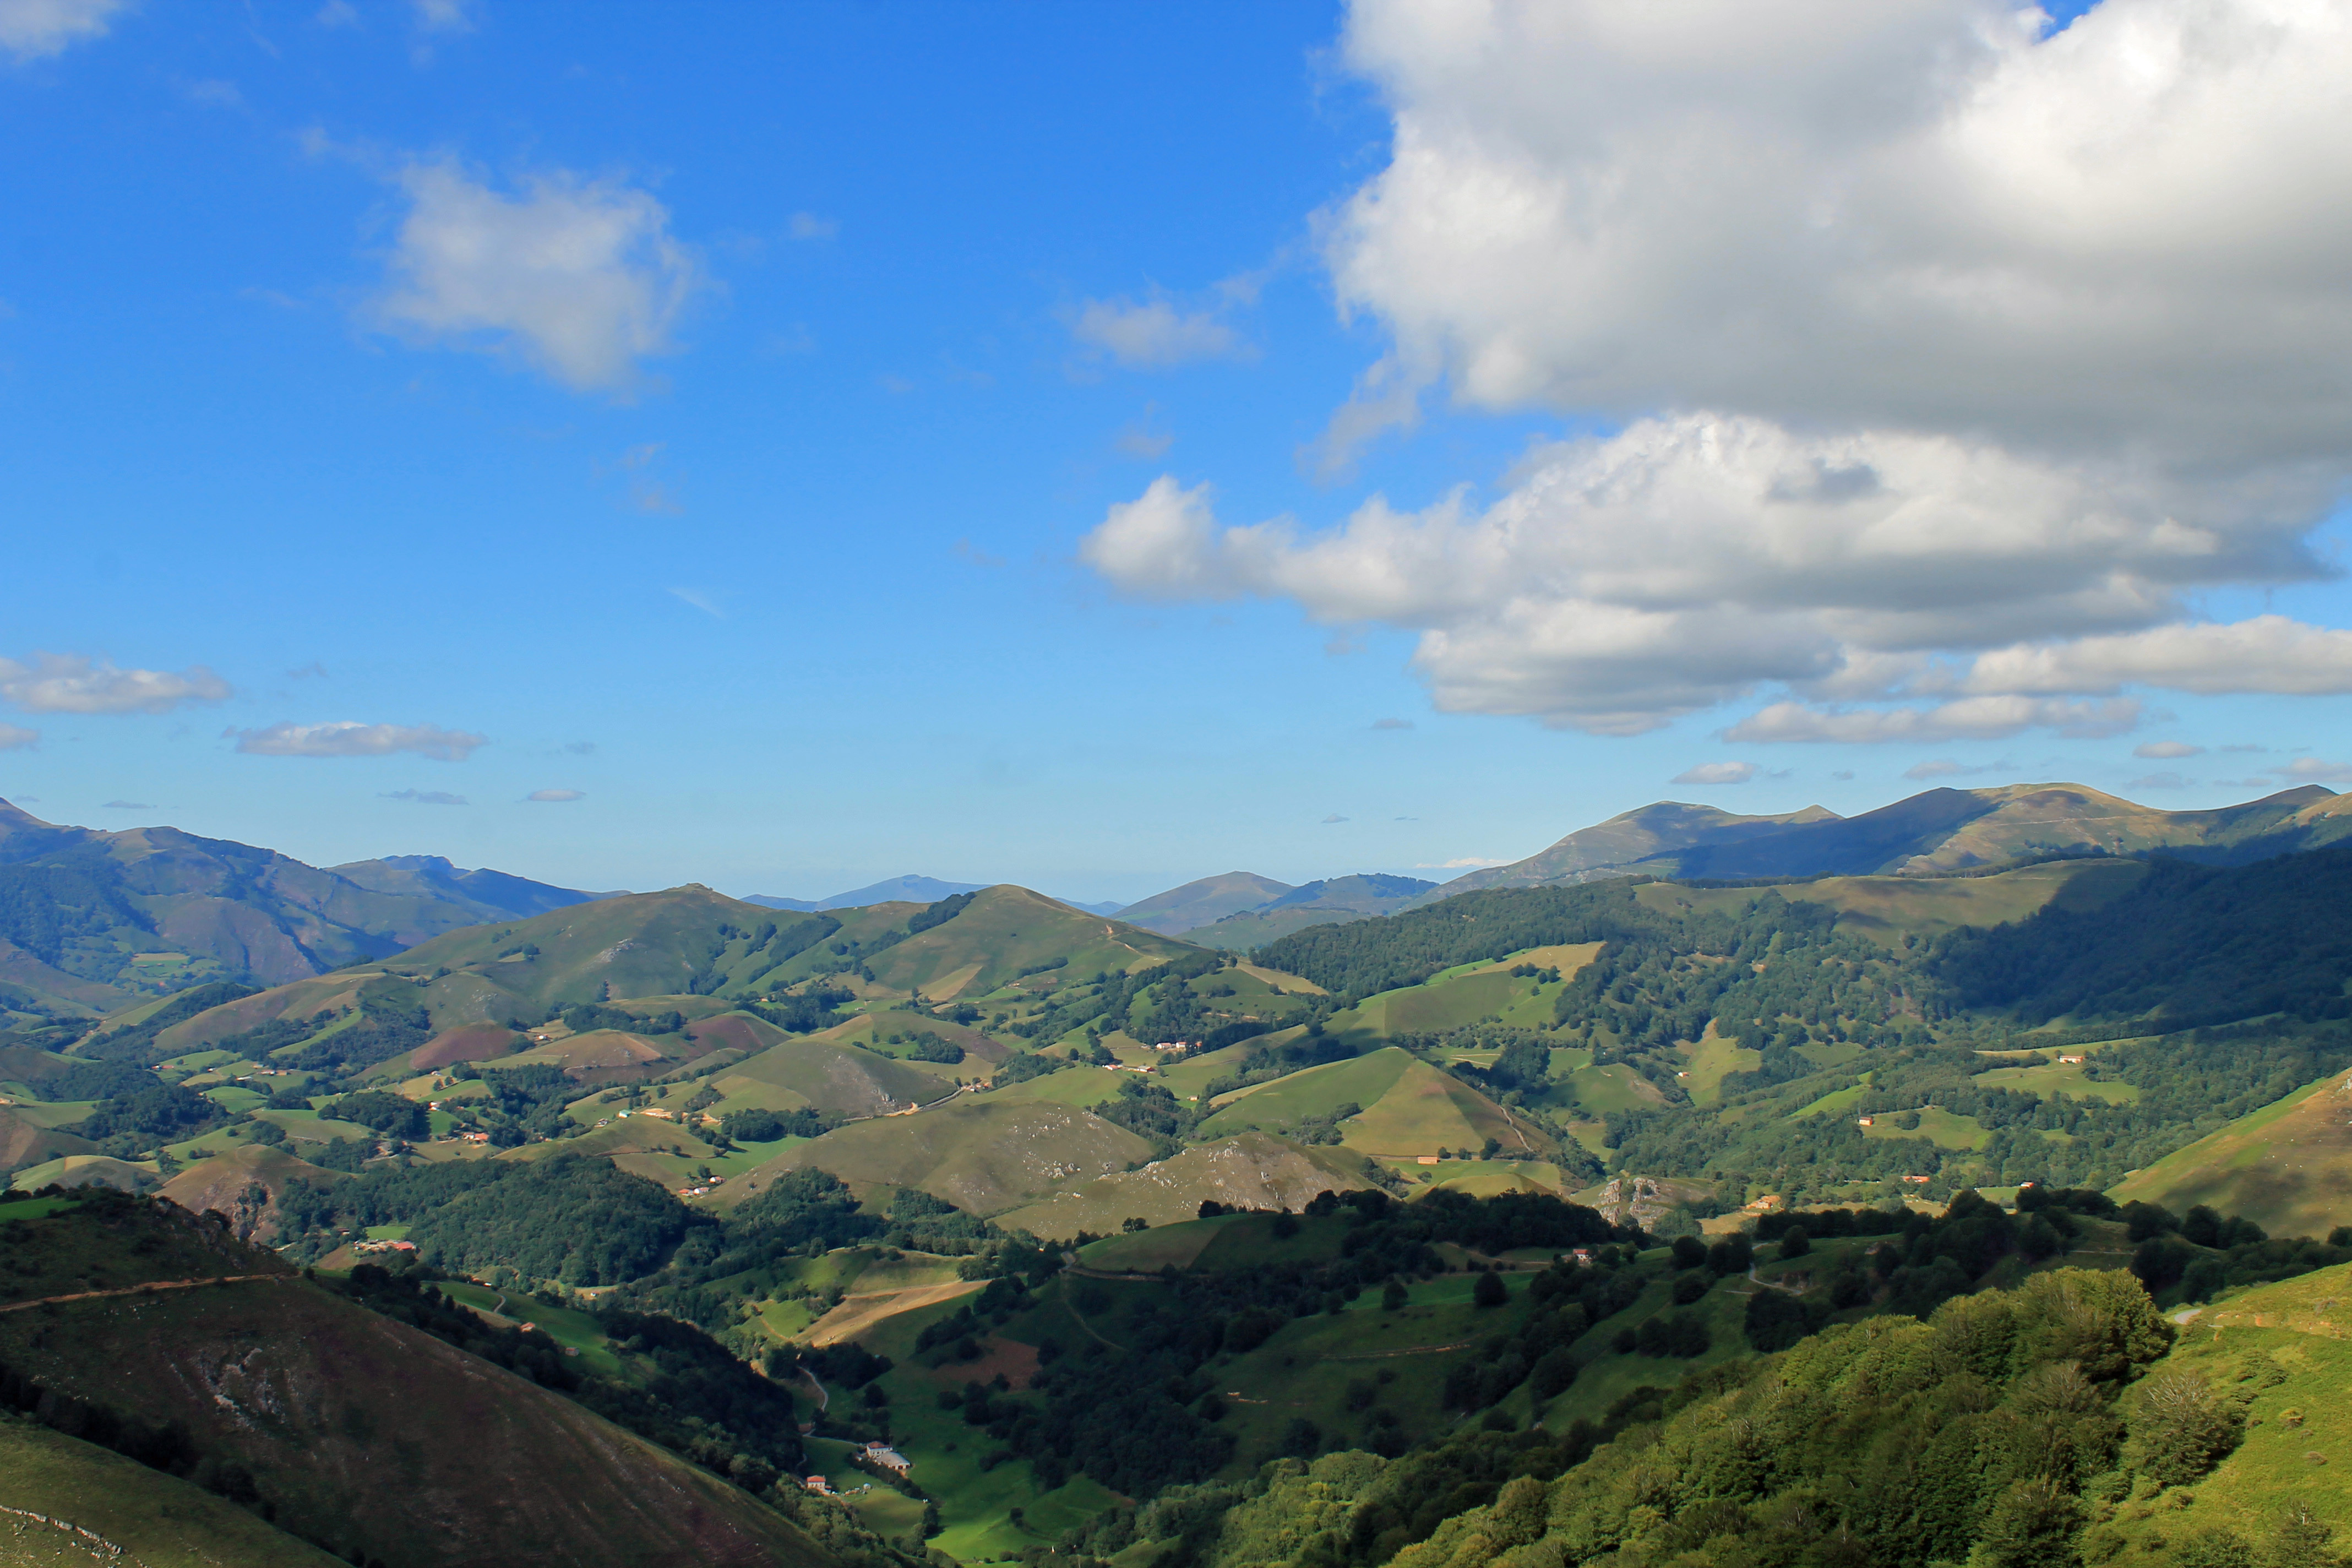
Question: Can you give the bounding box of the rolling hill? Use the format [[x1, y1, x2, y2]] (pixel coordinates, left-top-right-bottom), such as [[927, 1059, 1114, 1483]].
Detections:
[[722, 1096, 1157, 1217], [989, 1130, 1372, 1237], [1113, 872, 1295, 937], [0, 796, 602, 1021], [1197, 1045, 1549, 1162]]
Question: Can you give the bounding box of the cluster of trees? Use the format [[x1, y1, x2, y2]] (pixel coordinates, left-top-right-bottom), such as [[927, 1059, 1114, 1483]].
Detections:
[[320, 1088, 428, 1140], [558, 1001, 684, 1035], [747, 983, 854, 1035], [1088, 1077, 1203, 1156], [715, 1106, 836, 1144], [68, 1081, 222, 1151]]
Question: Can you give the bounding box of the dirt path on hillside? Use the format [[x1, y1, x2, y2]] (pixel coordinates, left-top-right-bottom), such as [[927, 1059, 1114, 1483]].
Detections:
[[806, 1278, 985, 1347], [0, 1273, 287, 1314]]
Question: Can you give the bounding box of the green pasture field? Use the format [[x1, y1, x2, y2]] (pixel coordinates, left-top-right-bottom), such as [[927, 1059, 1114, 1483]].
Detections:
[[1202, 1048, 1413, 1123], [1970, 1058, 2140, 1102], [1158, 1037, 1293, 1101], [1675, 1030, 1761, 1106], [1074, 1212, 1251, 1271], [0, 1097, 96, 1129], [436, 1279, 629, 1378], [1793, 1076, 1872, 1118], [1563, 1062, 1662, 1115], [2110, 1069, 2352, 1239], [0, 1194, 78, 1220], [1859, 1108, 1990, 1151]]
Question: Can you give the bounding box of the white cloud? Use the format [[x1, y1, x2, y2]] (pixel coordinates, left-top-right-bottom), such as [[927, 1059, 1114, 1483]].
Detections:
[[100, 799, 153, 810], [1069, 293, 1245, 369], [2269, 757, 2352, 784], [384, 788, 468, 805], [2133, 741, 2205, 760], [668, 586, 723, 618], [526, 788, 585, 802], [2128, 771, 2194, 791], [0, 723, 35, 750], [1421, 856, 1510, 868], [372, 160, 700, 393], [314, 1, 358, 25], [0, 654, 231, 715], [1322, 814, 1351, 823], [0, 0, 124, 61], [788, 211, 838, 241], [1371, 717, 1415, 731], [230, 721, 486, 760], [1727, 696, 2141, 745], [1086, 1, 2352, 739], [1673, 761, 1758, 785]]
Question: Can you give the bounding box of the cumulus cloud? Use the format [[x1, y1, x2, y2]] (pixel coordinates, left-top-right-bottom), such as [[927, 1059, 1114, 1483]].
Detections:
[[1069, 292, 1245, 369], [526, 788, 585, 802], [0, 654, 231, 715], [1086, 1, 2352, 739], [2134, 741, 2205, 759], [372, 160, 700, 392], [1673, 761, 1758, 785], [384, 788, 468, 805], [788, 211, 838, 241], [230, 721, 486, 760], [0, 723, 35, 750], [0, 0, 124, 60]]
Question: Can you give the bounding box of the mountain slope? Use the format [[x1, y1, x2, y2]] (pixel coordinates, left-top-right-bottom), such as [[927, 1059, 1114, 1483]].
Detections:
[[859, 885, 1200, 999], [0, 1420, 345, 1567], [1184, 874, 1438, 949], [0, 1196, 838, 1568], [1115, 872, 1296, 937], [723, 1096, 1156, 1216], [0, 797, 601, 1020], [1428, 801, 1841, 896], [1424, 783, 2352, 899], [2109, 1068, 2352, 1239]]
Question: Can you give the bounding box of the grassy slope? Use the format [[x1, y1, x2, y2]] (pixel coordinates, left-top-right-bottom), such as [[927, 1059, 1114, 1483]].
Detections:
[[1631, 854, 2150, 946], [1115, 873, 1295, 938], [1199, 1047, 1545, 1161], [0, 1418, 345, 1567], [991, 1131, 1373, 1238], [2097, 1263, 2352, 1551], [864, 886, 1200, 1000], [720, 1097, 1156, 1217], [2111, 1068, 2352, 1238], [0, 1204, 832, 1568], [717, 1035, 964, 1118]]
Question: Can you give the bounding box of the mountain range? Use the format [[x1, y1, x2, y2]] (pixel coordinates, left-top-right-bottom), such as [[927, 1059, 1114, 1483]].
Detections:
[[0, 797, 603, 1021], [746, 874, 1122, 916]]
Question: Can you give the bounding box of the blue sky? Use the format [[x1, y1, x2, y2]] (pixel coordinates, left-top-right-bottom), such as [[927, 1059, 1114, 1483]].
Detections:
[[6, 0, 2352, 904]]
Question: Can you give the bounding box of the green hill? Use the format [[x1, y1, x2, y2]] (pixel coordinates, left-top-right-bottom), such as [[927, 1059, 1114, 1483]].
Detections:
[[723, 1097, 1156, 1217], [1199, 1046, 1548, 1162], [2110, 1068, 2352, 1239], [0, 1419, 345, 1567], [991, 1130, 1374, 1237], [0, 1195, 842, 1568], [712, 1033, 966, 1119], [1428, 799, 1839, 896], [861, 885, 1200, 1000], [1115, 872, 1295, 937]]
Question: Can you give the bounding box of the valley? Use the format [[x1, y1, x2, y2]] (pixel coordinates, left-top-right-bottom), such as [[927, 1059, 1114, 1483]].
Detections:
[[5, 778, 2352, 1568]]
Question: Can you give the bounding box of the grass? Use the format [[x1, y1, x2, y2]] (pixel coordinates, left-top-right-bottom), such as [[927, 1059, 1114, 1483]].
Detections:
[[1564, 1063, 1662, 1115], [1859, 1108, 1991, 1151], [1970, 1058, 2141, 1103], [990, 1132, 1370, 1239], [0, 1418, 343, 1566], [437, 1279, 629, 1377], [1674, 1028, 1760, 1107], [2111, 1069, 2352, 1239], [0, 1195, 77, 1221]]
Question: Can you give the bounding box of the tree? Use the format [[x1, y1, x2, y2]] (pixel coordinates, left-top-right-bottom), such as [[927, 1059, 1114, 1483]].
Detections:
[[1473, 1270, 1508, 1308], [1968, 1477, 2082, 1568], [1779, 1224, 1811, 1259], [1382, 1280, 1409, 1312]]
